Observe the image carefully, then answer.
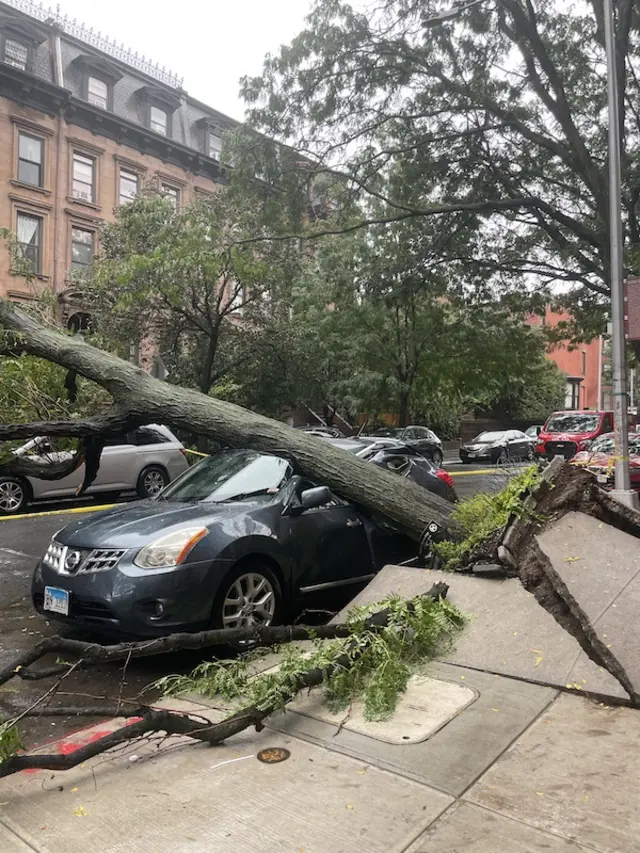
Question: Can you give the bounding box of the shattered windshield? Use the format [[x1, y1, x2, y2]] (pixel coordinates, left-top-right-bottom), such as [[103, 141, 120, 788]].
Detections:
[[545, 414, 600, 433], [159, 450, 293, 503]]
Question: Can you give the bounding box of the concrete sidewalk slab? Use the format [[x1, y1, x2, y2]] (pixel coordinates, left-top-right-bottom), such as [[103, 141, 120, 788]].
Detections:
[[466, 693, 640, 853], [270, 663, 556, 797], [0, 700, 453, 853], [0, 822, 38, 853], [406, 801, 596, 852], [338, 566, 626, 699], [538, 511, 640, 697]]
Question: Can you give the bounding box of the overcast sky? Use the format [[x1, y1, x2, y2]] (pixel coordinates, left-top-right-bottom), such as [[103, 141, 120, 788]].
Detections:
[[51, 0, 321, 121]]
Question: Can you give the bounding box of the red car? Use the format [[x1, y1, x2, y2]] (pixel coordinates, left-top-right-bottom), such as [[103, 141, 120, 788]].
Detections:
[[536, 410, 615, 460], [571, 432, 640, 491]]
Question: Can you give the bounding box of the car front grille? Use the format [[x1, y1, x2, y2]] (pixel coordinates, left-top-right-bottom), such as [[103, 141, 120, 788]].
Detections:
[[43, 540, 126, 576], [545, 441, 578, 460]]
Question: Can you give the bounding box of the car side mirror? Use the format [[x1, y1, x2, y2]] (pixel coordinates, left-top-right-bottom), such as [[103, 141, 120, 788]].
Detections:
[[292, 486, 331, 515]]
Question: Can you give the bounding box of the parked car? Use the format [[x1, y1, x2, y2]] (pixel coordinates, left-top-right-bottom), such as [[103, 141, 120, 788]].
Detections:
[[297, 425, 345, 439], [32, 449, 418, 637], [326, 437, 457, 502], [459, 430, 534, 465], [365, 426, 444, 467], [0, 425, 189, 515], [535, 410, 617, 461], [571, 432, 640, 491]]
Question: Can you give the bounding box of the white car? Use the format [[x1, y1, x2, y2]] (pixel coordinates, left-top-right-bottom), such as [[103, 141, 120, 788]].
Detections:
[[0, 425, 190, 514]]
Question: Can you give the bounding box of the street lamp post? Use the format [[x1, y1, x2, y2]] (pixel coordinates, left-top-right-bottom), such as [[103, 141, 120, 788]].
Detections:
[[603, 0, 638, 508]]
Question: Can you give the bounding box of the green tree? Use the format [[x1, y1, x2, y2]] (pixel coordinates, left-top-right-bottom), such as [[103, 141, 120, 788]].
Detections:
[[240, 0, 640, 341]]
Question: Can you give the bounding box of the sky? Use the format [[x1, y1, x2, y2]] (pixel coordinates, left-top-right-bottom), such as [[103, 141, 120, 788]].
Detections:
[[46, 0, 319, 121]]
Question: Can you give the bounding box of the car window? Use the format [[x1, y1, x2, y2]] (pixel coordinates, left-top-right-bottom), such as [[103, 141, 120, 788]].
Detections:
[[630, 435, 640, 455], [589, 434, 615, 454], [472, 432, 506, 443], [426, 429, 439, 441], [160, 449, 292, 503], [404, 428, 418, 440], [545, 413, 600, 433], [103, 432, 129, 448], [373, 427, 403, 438], [131, 427, 168, 447], [601, 414, 613, 432]]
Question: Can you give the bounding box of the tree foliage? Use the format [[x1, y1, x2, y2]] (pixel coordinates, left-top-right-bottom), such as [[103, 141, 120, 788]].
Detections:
[[240, 0, 640, 339]]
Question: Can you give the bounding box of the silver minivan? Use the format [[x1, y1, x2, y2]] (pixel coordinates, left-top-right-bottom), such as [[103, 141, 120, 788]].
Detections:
[[0, 425, 190, 514]]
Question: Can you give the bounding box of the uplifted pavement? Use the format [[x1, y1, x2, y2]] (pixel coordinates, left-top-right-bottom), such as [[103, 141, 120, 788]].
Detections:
[[2, 508, 640, 852]]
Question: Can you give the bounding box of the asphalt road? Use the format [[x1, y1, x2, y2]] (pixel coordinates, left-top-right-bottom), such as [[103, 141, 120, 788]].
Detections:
[[0, 462, 522, 746]]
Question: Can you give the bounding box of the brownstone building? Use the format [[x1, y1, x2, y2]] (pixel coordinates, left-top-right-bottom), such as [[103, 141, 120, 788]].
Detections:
[[0, 0, 238, 332]]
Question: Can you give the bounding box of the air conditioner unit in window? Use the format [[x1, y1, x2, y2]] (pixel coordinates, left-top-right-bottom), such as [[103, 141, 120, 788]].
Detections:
[[74, 190, 92, 201]]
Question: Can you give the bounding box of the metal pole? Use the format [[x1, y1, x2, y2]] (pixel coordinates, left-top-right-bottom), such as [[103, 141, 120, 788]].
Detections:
[[603, 0, 637, 507]]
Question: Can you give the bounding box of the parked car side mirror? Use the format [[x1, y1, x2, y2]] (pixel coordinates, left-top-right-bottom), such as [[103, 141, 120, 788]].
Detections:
[[292, 486, 331, 515]]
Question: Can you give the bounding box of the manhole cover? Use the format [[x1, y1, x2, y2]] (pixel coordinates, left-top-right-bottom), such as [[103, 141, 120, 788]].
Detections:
[[257, 747, 291, 764]]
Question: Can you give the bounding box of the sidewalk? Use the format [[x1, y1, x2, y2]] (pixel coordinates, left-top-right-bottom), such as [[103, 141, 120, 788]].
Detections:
[[2, 521, 640, 852]]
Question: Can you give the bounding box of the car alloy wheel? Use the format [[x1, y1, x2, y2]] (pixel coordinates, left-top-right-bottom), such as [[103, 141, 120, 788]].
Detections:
[[0, 479, 27, 514], [138, 466, 168, 498], [496, 449, 508, 465], [221, 572, 277, 629], [432, 449, 444, 468]]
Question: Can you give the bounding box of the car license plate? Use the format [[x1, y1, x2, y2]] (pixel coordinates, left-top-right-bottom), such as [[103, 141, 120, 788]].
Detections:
[[596, 473, 609, 484], [44, 586, 70, 616]]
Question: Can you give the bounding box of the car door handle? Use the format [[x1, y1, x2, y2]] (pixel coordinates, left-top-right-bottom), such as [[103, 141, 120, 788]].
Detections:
[[346, 518, 362, 528]]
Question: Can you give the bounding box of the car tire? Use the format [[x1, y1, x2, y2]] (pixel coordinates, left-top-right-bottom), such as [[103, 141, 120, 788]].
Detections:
[[526, 445, 534, 462], [496, 448, 509, 465], [210, 560, 284, 632], [432, 449, 444, 468], [136, 465, 169, 499], [0, 476, 30, 514]]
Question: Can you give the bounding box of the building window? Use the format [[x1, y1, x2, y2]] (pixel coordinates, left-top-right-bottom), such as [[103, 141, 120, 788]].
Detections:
[[119, 169, 139, 205], [16, 212, 42, 274], [208, 131, 222, 161], [71, 227, 94, 271], [87, 76, 109, 110], [565, 379, 581, 410], [72, 153, 95, 203], [150, 105, 168, 136], [17, 132, 44, 187], [4, 38, 28, 70], [161, 184, 180, 208]]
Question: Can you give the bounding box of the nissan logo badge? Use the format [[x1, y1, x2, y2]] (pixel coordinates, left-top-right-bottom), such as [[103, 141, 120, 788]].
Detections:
[[65, 550, 82, 573]]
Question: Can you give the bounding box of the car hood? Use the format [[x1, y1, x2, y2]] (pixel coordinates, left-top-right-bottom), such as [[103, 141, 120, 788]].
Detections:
[[55, 499, 263, 549], [542, 431, 593, 442], [573, 451, 640, 469]]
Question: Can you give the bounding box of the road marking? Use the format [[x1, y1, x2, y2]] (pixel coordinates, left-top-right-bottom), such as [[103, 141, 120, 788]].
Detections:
[[0, 503, 115, 522], [0, 547, 35, 558]]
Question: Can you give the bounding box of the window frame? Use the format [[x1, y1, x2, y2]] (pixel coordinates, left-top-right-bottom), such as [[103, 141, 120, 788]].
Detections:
[[17, 130, 44, 188], [87, 75, 110, 110], [149, 104, 169, 136], [118, 167, 140, 206], [70, 225, 95, 273], [208, 129, 222, 162], [15, 211, 43, 275], [160, 183, 181, 209], [71, 151, 96, 205]]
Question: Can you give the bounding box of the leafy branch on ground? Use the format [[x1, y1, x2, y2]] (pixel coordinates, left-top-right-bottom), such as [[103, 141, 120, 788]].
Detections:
[[159, 594, 465, 722], [434, 466, 542, 570]]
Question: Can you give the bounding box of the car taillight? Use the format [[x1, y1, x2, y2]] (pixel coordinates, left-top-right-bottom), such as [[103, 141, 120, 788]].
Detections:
[[436, 470, 455, 488]]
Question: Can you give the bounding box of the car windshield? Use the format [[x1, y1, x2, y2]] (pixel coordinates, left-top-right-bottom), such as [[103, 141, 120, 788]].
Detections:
[[373, 427, 403, 438], [159, 450, 293, 503], [545, 413, 600, 433], [589, 433, 640, 455], [472, 432, 506, 443]]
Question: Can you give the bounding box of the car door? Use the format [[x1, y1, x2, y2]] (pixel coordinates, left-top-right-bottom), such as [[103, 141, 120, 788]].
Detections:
[[90, 433, 137, 490], [286, 479, 376, 595], [507, 430, 529, 460]]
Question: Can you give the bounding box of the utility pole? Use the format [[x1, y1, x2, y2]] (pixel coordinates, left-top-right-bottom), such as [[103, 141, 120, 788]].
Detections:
[[603, 0, 638, 507]]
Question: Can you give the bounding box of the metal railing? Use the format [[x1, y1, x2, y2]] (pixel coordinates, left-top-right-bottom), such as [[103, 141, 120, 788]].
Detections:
[[3, 0, 183, 88]]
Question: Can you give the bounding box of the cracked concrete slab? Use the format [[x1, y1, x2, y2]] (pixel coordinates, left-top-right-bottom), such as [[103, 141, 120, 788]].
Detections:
[[466, 693, 640, 853], [405, 801, 596, 852], [337, 566, 626, 699], [537, 511, 640, 701]]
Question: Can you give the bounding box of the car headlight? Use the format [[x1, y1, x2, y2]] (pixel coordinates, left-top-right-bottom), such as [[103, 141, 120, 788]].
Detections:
[[133, 527, 209, 570]]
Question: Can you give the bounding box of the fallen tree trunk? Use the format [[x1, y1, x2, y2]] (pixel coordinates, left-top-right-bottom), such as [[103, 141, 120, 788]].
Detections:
[[0, 300, 453, 538]]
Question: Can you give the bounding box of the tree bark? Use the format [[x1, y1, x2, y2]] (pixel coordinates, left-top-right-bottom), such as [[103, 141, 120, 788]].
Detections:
[[0, 300, 454, 537]]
